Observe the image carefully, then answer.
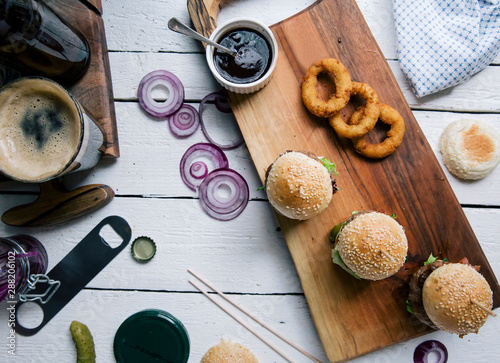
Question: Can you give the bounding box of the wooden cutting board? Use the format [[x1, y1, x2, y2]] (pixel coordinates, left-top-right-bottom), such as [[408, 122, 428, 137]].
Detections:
[[189, 1, 500, 362]]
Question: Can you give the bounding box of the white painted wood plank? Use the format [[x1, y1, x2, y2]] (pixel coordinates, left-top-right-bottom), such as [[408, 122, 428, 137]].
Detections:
[[2, 102, 499, 206], [389, 61, 500, 112], [63, 102, 500, 208], [0, 194, 497, 294], [101, 0, 500, 66], [108, 52, 500, 112], [414, 110, 500, 205], [108, 52, 219, 101], [0, 196, 300, 293], [64, 101, 265, 198], [0, 291, 328, 362], [59, 103, 500, 206], [356, 0, 500, 65], [1, 284, 499, 362], [101, 0, 317, 53]]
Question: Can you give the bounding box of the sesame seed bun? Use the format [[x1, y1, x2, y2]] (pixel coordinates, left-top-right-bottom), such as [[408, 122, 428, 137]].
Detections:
[[422, 263, 493, 336], [201, 339, 258, 363], [265, 151, 334, 220], [440, 119, 500, 180], [335, 211, 408, 280]]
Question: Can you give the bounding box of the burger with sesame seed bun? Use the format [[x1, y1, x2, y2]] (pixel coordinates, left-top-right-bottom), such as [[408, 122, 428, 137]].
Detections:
[[330, 210, 408, 280], [265, 151, 338, 220], [201, 339, 257, 363], [407, 255, 495, 337]]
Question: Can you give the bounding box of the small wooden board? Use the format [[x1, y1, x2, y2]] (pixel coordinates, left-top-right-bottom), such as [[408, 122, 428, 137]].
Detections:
[[189, 1, 500, 362], [49, 0, 118, 157]]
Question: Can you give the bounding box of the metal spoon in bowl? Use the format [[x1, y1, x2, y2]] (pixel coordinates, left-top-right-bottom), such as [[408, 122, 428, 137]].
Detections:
[[168, 18, 237, 57]]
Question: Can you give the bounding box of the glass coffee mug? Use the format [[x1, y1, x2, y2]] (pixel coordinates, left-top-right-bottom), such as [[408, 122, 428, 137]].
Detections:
[[0, 76, 103, 183]]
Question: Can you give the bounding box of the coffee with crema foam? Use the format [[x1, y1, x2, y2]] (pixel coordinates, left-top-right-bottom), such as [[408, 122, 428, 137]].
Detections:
[[0, 78, 83, 182]]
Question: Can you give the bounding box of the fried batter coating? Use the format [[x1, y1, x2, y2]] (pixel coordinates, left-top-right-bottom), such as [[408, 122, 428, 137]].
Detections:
[[329, 81, 380, 139], [350, 103, 405, 158], [301, 58, 352, 118]]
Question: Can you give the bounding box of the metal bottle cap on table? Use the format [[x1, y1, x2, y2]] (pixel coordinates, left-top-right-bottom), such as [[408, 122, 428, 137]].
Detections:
[[131, 236, 156, 262], [113, 309, 190, 363]]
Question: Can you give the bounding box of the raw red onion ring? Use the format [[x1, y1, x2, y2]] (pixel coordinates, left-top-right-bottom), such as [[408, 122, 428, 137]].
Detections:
[[199, 91, 244, 150], [214, 91, 232, 113], [138, 70, 184, 118], [198, 168, 249, 221], [190, 161, 208, 180], [413, 340, 448, 363], [168, 104, 200, 137], [180, 143, 229, 191]]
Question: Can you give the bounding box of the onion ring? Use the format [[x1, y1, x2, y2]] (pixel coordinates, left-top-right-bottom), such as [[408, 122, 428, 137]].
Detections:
[[168, 104, 200, 137], [189, 161, 209, 180], [179, 143, 229, 191], [301, 58, 352, 118], [198, 168, 249, 221], [350, 103, 405, 158], [328, 81, 380, 139], [199, 91, 244, 150], [138, 70, 184, 118]]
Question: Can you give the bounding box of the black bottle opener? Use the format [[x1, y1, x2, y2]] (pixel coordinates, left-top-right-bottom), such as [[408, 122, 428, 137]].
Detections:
[[14, 215, 132, 336]]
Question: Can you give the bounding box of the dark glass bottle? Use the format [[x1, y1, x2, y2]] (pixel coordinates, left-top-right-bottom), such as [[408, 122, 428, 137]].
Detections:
[[0, 0, 90, 85]]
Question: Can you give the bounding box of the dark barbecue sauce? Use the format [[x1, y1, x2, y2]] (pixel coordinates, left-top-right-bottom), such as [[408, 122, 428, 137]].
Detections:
[[214, 28, 271, 84]]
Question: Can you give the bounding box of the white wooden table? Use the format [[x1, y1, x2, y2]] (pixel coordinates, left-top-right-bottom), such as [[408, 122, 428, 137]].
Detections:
[[1, 1, 499, 362]]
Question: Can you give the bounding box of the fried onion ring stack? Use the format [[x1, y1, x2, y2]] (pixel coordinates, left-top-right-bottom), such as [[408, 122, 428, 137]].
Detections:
[[301, 58, 405, 158]]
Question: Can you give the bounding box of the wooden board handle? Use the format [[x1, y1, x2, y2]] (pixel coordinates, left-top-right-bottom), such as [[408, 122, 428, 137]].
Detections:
[[1, 180, 114, 227], [78, 0, 102, 14], [188, 0, 234, 37]]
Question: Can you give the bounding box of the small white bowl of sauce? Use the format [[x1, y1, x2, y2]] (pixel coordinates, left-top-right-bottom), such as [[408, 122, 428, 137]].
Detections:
[[206, 18, 278, 94]]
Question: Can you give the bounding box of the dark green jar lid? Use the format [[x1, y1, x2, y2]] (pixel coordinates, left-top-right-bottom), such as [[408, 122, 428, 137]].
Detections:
[[113, 309, 190, 363]]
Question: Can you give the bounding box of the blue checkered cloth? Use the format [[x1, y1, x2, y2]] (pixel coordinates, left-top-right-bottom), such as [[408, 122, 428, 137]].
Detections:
[[393, 0, 500, 98]]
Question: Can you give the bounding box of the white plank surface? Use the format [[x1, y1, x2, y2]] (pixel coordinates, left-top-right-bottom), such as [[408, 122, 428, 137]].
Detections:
[[1, 1, 499, 362]]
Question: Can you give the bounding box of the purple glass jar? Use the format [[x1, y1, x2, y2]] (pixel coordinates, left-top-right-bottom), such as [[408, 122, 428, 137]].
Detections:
[[0, 234, 48, 302]]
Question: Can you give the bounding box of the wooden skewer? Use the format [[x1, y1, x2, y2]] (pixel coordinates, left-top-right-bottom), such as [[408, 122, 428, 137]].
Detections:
[[379, 249, 395, 263], [189, 279, 298, 363], [471, 299, 497, 317], [188, 268, 324, 363]]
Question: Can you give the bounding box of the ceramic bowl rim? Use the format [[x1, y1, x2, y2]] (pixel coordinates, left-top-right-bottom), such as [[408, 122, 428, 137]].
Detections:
[[205, 17, 278, 93]]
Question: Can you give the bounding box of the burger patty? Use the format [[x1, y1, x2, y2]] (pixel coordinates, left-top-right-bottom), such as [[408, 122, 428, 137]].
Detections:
[[408, 260, 444, 329], [408, 257, 480, 329]]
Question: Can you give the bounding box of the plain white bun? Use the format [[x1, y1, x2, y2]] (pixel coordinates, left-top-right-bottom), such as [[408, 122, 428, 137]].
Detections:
[[440, 119, 500, 180], [265, 151, 333, 220], [335, 211, 408, 280], [201, 338, 258, 363], [423, 263, 493, 336]]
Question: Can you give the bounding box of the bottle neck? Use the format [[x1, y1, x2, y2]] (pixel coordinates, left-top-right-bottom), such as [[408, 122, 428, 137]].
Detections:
[[0, 0, 44, 46]]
